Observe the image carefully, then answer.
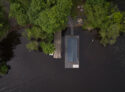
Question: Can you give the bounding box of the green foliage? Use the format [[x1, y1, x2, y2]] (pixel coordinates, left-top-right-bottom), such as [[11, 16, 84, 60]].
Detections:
[[100, 23, 121, 46], [83, 0, 125, 46], [26, 27, 43, 40], [26, 41, 39, 51], [9, 2, 28, 26], [9, 0, 72, 33], [112, 12, 123, 23], [0, 62, 8, 76], [83, 0, 109, 29], [34, 0, 72, 34], [40, 42, 55, 54], [9, 0, 72, 53], [26, 26, 54, 42]]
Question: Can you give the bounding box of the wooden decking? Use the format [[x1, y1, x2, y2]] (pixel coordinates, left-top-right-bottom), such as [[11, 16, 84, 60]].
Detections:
[[53, 31, 62, 59]]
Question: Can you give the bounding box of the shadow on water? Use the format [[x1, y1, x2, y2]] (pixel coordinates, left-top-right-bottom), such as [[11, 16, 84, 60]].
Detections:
[[112, 34, 125, 70], [0, 31, 21, 69], [62, 27, 71, 37], [108, 0, 125, 11]]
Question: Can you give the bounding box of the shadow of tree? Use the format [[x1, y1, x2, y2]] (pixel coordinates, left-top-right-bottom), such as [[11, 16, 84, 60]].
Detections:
[[0, 31, 21, 62]]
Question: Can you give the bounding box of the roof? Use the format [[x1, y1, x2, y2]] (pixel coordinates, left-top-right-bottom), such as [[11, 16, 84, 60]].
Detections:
[[67, 37, 78, 62], [65, 35, 79, 68]]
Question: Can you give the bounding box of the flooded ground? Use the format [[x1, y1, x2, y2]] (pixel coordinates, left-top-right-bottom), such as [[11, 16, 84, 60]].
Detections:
[[0, 28, 125, 92]]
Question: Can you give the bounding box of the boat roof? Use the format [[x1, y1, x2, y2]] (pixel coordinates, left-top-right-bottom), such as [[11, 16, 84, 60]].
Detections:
[[65, 36, 79, 68]]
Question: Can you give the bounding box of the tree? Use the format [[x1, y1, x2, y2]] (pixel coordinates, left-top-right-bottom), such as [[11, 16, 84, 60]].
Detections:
[[9, 1, 28, 26], [83, 0, 125, 46], [9, 0, 72, 54]]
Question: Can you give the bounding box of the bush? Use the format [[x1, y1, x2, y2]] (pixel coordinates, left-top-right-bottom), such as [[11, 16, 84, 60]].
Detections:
[[83, 0, 125, 46], [26, 41, 39, 51], [9, 0, 72, 54], [40, 42, 55, 55], [0, 62, 8, 76]]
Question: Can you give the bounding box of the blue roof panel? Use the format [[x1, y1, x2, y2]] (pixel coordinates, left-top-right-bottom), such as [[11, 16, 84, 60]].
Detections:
[[66, 37, 78, 62]]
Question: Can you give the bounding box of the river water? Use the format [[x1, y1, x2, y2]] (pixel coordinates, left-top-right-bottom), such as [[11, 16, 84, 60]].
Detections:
[[0, 28, 125, 92], [0, 0, 125, 91]]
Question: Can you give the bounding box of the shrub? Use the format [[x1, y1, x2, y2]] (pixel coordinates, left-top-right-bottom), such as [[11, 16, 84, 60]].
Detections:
[[26, 41, 39, 51], [40, 42, 55, 54], [83, 0, 125, 46], [0, 62, 8, 76]]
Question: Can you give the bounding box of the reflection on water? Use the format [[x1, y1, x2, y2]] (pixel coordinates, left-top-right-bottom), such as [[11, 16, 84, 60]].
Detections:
[[0, 28, 124, 92], [113, 34, 125, 68], [109, 0, 125, 11], [0, 31, 21, 67]]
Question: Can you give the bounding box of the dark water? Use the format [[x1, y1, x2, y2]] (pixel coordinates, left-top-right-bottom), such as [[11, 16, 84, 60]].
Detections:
[[0, 31, 21, 62], [0, 28, 125, 92], [0, 0, 125, 91], [113, 34, 125, 68], [113, 0, 125, 11]]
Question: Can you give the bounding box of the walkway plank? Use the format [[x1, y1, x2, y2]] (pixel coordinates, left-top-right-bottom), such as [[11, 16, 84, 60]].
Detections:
[[53, 31, 62, 59]]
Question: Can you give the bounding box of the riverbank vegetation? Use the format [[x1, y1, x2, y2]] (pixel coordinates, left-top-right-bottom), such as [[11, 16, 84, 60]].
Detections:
[[0, 0, 10, 76], [0, 61, 8, 76], [9, 0, 72, 54], [0, 0, 124, 76], [83, 0, 125, 46], [7, 0, 125, 50]]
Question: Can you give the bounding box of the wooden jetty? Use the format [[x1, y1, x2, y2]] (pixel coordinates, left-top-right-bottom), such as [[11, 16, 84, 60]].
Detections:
[[53, 31, 62, 59]]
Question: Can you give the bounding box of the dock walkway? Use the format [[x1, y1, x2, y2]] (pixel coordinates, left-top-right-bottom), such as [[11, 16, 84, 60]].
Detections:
[[53, 31, 62, 59]]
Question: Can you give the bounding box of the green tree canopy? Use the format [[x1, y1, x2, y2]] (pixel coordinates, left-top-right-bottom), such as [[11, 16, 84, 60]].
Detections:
[[9, 0, 72, 54], [83, 0, 125, 46]]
